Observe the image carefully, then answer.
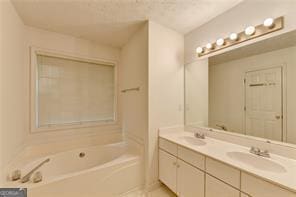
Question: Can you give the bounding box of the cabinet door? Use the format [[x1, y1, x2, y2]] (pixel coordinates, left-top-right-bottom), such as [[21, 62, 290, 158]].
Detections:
[[206, 174, 240, 197], [177, 159, 204, 197], [241, 172, 296, 197], [159, 149, 177, 193]]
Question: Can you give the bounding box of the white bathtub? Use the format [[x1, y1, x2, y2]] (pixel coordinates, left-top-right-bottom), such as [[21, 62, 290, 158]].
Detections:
[[6, 142, 144, 197]]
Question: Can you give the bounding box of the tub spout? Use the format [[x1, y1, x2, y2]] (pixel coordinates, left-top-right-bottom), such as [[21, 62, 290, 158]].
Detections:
[[21, 158, 50, 183]]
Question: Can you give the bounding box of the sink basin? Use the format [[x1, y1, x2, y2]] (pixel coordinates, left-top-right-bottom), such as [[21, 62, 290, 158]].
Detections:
[[227, 151, 286, 173], [179, 136, 206, 146]]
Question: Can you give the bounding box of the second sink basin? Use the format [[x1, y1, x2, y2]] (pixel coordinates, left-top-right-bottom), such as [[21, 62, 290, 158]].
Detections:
[[227, 151, 286, 173], [179, 136, 206, 146]]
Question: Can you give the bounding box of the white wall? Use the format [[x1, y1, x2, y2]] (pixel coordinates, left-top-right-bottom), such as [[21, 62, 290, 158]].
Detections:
[[185, 59, 208, 127], [120, 23, 148, 144], [24, 27, 123, 148], [184, 0, 296, 145], [0, 0, 26, 183], [120, 21, 184, 188], [209, 46, 296, 143], [185, 0, 296, 64], [147, 21, 184, 187]]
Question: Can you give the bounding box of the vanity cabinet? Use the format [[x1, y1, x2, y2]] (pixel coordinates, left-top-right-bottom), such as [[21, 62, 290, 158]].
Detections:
[[205, 174, 240, 197], [159, 149, 177, 193], [159, 149, 204, 197], [205, 157, 240, 189], [158, 137, 296, 197], [177, 159, 204, 197], [241, 172, 296, 197]]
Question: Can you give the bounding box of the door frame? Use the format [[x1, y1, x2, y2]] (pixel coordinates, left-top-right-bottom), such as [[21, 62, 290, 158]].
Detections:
[[243, 64, 287, 142]]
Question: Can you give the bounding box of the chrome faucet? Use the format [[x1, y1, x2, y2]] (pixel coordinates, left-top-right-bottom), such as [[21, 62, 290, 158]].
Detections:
[[249, 147, 270, 158], [21, 158, 50, 183], [194, 132, 205, 139]]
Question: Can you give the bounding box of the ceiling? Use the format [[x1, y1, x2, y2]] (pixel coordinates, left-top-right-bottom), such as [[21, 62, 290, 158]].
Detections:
[[209, 30, 296, 65], [12, 0, 243, 48]]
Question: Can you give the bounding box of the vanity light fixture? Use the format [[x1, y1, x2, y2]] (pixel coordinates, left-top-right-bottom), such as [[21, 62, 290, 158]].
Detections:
[[216, 38, 225, 46], [206, 43, 214, 50], [229, 33, 238, 41], [263, 18, 275, 28], [196, 47, 203, 54], [196, 16, 284, 57], [245, 26, 256, 36]]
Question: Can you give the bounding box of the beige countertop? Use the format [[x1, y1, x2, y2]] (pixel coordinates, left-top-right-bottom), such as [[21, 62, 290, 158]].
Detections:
[[159, 130, 296, 193]]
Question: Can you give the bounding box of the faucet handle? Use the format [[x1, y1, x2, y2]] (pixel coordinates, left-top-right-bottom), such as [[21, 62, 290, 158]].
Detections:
[[10, 170, 21, 181], [200, 133, 205, 139], [263, 149, 269, 154], [32, 171, 43, 183], [250, 146, 260, 153]]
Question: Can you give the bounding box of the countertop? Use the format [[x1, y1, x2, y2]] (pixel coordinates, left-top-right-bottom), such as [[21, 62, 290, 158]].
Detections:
[[159, 130, 296, 192]]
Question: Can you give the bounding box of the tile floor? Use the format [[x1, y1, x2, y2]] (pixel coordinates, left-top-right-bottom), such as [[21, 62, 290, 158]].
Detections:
[[121, 185, 176, 197]]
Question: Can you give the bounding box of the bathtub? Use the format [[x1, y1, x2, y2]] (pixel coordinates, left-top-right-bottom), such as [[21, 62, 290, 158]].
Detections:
[[6, 142, 144, 197]]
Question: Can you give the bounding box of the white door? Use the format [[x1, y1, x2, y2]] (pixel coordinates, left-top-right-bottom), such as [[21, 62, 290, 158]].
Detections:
[[159, 150, 177, 193], [177, 159, 204, 197], [245, 67, 282, 141]]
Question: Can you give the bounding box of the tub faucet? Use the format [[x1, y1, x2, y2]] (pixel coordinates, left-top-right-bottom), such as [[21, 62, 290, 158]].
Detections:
[[21, 158, 50, 183]]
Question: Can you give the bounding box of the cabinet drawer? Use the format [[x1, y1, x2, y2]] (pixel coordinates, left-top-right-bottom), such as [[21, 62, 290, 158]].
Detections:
[[159, 138, 177, 156], [178, 146, 205, 170], [206, 157, 240, 189], [206, 174, 240, 197], [241, 172, 296, 197]]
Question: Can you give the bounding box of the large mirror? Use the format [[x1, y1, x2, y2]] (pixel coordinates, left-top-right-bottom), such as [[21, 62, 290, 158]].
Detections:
[[185, 30, 296, 145]]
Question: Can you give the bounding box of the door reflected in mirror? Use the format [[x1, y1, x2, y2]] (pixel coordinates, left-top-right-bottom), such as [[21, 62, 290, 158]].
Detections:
[[185, 30, 296, 145]]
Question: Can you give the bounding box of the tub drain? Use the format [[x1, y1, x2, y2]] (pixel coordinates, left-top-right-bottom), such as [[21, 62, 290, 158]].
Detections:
[[79, 152, 86, 158]]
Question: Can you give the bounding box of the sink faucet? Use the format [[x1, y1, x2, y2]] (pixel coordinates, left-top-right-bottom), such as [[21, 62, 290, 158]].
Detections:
[[194, 132, 205, 139], [216, 124, 227, 131], [21, 158, 50, 183], [249, 147, 270, 158]]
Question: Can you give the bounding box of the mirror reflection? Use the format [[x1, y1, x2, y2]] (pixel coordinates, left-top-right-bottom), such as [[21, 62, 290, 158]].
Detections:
[[185, 30, 296, 145]]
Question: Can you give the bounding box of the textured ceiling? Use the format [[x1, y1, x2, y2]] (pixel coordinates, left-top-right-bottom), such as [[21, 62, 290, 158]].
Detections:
[[12, 0, 243, 47]]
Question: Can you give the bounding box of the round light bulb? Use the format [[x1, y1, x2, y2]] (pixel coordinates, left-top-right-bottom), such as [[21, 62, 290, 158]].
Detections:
[[229, 33, 238, 41], [216, 38, 225, 46], [245, 26, 256, 36], [206, 43, 213, 49], [196, 47, 203, 54], [263, 18, 274, 28]]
